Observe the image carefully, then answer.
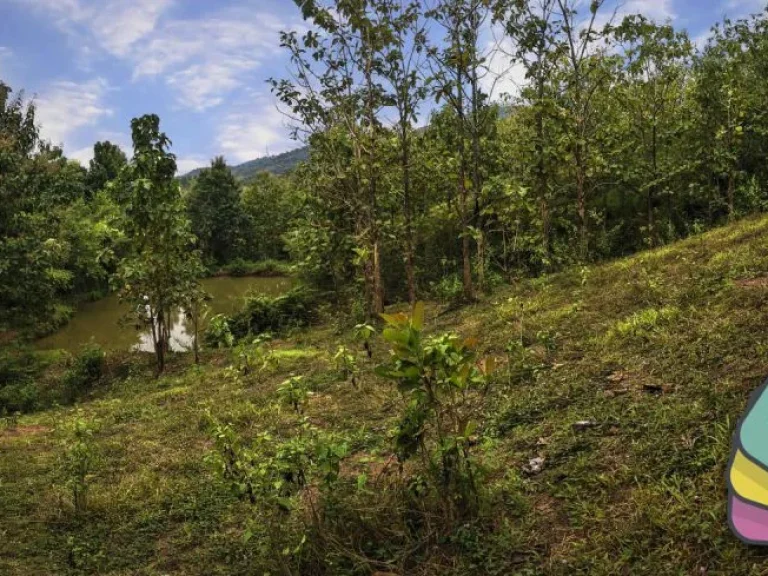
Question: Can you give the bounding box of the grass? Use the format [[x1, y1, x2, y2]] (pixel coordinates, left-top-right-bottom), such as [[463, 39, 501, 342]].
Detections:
[[6, 214, 768, 574]]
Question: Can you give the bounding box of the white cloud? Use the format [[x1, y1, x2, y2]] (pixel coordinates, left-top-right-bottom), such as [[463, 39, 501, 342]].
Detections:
[[725, 0, 766, 15], [13, 0, 173, 57], [131, 9, 288, 111], [176, 155, 209, 175], [481, 34, 528, 101], [215, 98, 294, 164], [35, 78, 113, 147], [69, 145, 95, 165], [618, 0, 676, 22]]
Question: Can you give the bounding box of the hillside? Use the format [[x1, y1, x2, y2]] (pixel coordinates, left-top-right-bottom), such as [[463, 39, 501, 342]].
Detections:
[[179, 146, 308, 183], [6, 215, 768, 574]]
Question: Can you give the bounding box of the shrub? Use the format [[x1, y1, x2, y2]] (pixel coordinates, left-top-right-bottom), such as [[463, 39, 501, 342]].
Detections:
[[333, 345, 359, 387], [63, 344, 105, 402], [232, 334, 279, 383], [205, 413, 349, 572], [230, 286, 318, 339], [205, 314, 235, 349], [376, 303, 495, 520], [428, 273, 465, 302], [277, 376, 310, 413], [58, 419, 99, 516], [0, 348, 44, 414], [220, 258, 292, 277]]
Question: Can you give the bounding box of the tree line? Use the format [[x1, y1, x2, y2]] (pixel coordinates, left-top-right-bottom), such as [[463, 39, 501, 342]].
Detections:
[[4, 0, 768, 349], [271, 0, 768, 316]]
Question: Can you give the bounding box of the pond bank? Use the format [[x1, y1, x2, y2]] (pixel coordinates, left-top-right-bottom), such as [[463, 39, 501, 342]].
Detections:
[[34, 275, 294, 353]]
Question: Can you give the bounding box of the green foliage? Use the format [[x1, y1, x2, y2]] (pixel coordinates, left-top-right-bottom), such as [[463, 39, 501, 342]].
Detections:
[[233, 334, 279, 383], [204, 314, 235, 349], [205, 412, 348, 570], [277, 376, 310, 413], [218, 258, 292, 278], [62, 344, 105, 402], [241, 172, 298, 262], [187, 157, 246, 265], [86, 141, 127, 197], [230, 286, 318, 339], [0, 348, 45, 414], [114, 114, 204, 372], [58, 418, 99, 516], [376, 303, 493, 518], [353, 323, 375, 359], [333, 345, 359, 387]]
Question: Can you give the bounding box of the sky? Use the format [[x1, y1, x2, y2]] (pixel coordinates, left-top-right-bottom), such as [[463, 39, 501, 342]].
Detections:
[[0, 0, 765, 174]]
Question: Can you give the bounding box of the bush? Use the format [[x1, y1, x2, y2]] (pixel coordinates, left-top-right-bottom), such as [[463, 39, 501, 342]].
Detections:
[[0, 382, 39, 414], [63, 344, 105, 402], [219, 258, 292, 277], [230, 286, 319, 339], [428, 273, 465, 302], [204, 314, 235, 349], [0, 348, 44, 414]]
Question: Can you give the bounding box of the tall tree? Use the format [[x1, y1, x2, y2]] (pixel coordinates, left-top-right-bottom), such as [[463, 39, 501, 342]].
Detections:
[[553, 0, 612, 259], [116, 115, 203, 373], [273, 0, 388, 317], [374, 0, 428, 304], [86, 141, 127, 198], [612, 15, 693, 245], [428, 0, 495, 298], [187, 156, 244, 265]]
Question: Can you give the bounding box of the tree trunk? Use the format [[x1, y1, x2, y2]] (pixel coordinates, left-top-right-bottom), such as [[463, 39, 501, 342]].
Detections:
[[192, 303, 200, 365], [401, 122, 417, 305], [575, 146, 588, 261], [649, 122, 657, 247], [727, 170, 735, 220]]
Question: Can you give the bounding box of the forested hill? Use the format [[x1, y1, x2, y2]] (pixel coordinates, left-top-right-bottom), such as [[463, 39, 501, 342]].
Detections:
[[180, 146, 308, 183]]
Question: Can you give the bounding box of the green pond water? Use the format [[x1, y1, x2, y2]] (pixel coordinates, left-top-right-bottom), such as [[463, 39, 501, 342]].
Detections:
[[36, 276, 293, 353]]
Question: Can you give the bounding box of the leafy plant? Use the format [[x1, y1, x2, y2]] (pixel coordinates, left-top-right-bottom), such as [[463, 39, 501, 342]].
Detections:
[[58, 419, 99, 516], [352, 323, 375, 359], [376, 302, 494, 519], [205, 314, 234, 349], [205, 413, 349, 571], [234, 333, 279, 383], [62, 344, 105, 403], [333, 345, 359, 387], [277, 376, 310, 414], [230, 286, 318, 339]]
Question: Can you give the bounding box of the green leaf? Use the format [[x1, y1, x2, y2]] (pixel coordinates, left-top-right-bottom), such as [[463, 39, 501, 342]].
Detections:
[[412, 301, 425, 331]]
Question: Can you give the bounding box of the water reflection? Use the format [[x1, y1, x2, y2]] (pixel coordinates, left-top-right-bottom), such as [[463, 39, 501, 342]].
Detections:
[[37, 276, 293, 353]]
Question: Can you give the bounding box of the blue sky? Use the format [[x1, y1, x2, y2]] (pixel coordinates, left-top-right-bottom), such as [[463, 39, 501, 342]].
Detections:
[[0, 0, 764, 174]]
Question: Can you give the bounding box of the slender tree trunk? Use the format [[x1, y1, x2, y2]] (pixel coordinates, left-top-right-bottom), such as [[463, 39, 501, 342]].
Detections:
[[454, 22, 473, 301], [192, 303, 200, 365], [155, 308, 165, 374], [727, 170, 735, 220], [649, 122, 657, 247], [363, 40, 385, 315], [535, 80, 550, 266], [401, 123, 417, 305], [575, 143, 588, 261], [468, 10, 484, 292]]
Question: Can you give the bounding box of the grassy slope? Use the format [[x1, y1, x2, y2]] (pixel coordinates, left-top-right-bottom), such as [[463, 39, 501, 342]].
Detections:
[[6, 215, 768, 574]]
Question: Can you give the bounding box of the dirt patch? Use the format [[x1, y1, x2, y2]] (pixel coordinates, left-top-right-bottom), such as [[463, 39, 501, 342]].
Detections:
[[0, 425, 51, 438], [737, 277, 768, 288]]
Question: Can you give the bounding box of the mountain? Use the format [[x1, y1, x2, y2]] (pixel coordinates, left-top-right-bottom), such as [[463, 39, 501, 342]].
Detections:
[[180, 146, 309, 183]]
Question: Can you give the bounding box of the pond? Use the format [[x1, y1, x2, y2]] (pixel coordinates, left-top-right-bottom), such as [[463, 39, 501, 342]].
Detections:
[[36, 276, 293, 353]]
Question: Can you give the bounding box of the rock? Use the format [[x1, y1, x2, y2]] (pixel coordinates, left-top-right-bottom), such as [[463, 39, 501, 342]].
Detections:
[[525, 456, 546, 475], [572, 420, 598, 432]]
